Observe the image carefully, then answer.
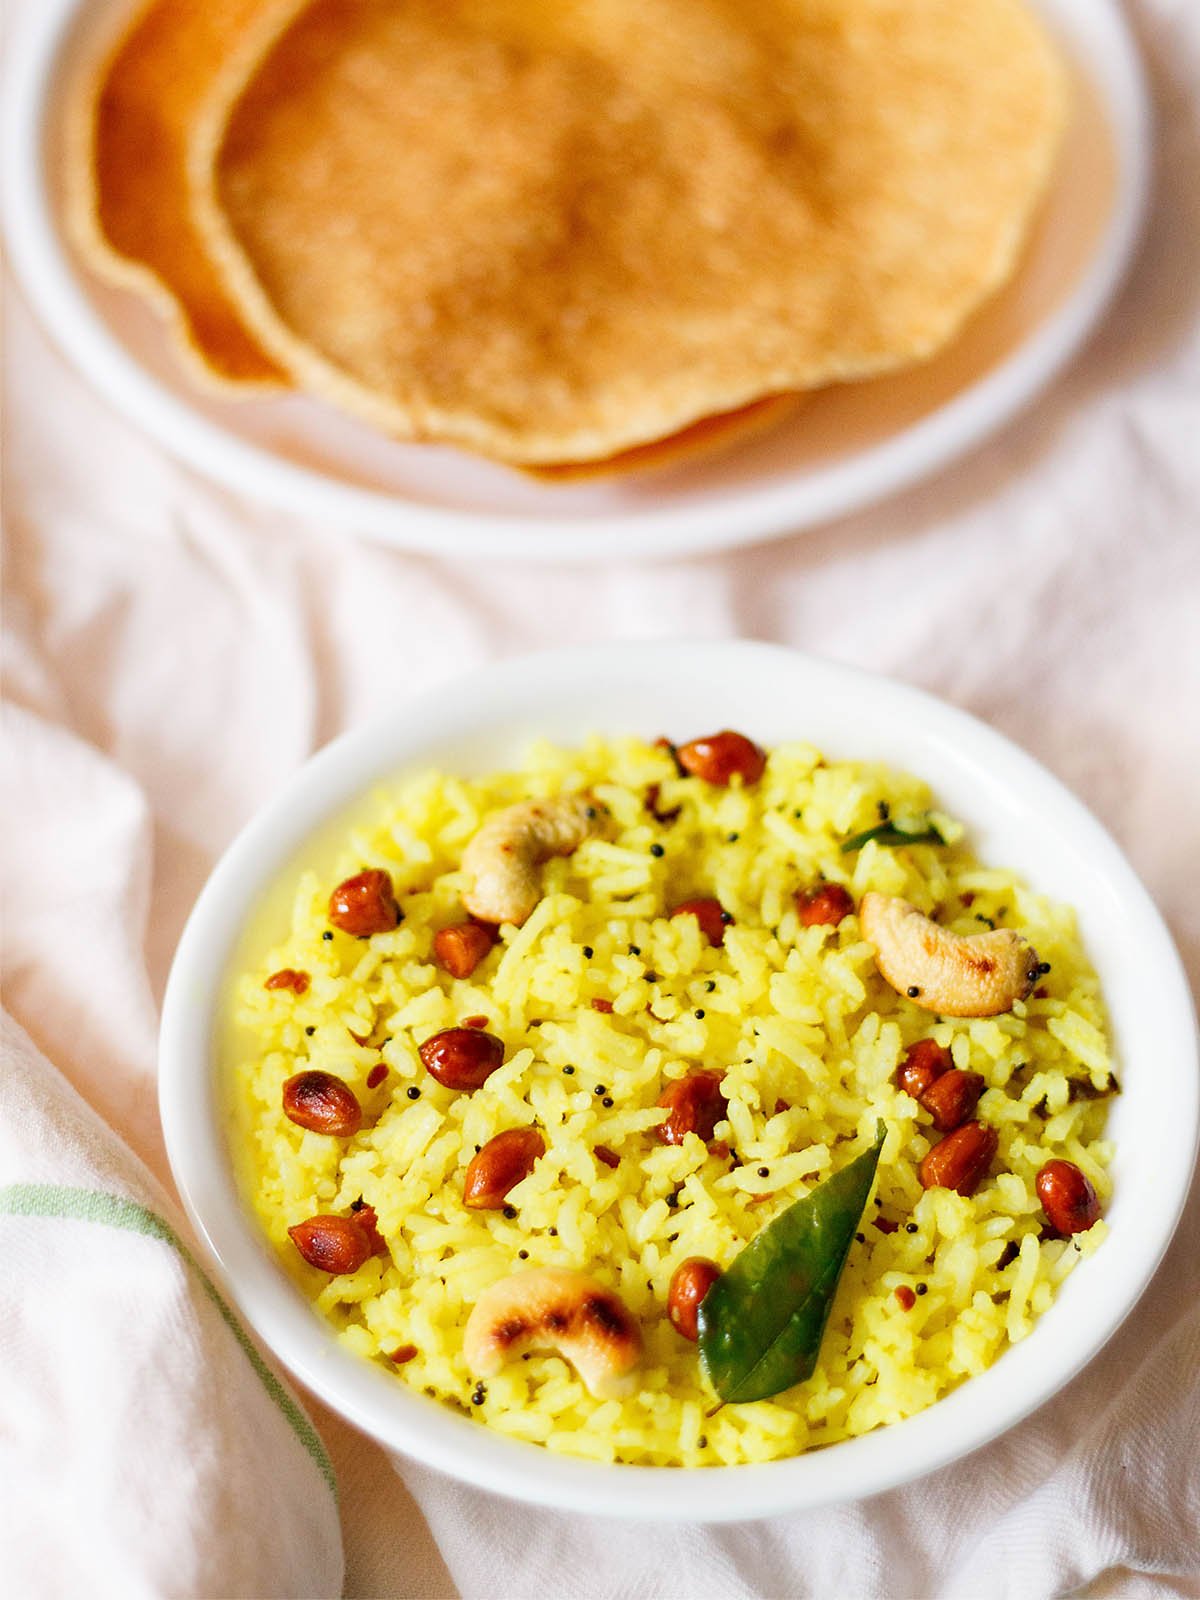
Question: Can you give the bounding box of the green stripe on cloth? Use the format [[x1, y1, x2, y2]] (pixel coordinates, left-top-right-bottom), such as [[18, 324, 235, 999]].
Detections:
[[0, 1182, 337, 1500]]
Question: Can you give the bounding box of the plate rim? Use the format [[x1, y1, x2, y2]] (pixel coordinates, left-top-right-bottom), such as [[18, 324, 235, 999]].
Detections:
[[2, 0, 1153, 565]]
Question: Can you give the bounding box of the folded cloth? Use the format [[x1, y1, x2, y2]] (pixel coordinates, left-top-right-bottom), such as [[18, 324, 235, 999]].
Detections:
[[0, 1014, 344, 1600]]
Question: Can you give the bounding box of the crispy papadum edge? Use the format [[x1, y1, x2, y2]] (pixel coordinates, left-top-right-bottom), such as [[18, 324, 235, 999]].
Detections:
[[63, 0, 287, 392], [525, 394, 804, 483]]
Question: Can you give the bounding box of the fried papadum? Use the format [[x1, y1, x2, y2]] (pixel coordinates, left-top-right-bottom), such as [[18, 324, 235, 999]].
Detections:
[[191, 0, 1064, 463]]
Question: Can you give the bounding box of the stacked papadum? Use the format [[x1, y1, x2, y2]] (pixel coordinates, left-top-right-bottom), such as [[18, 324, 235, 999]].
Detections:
[[71, 0, 1066, 471]]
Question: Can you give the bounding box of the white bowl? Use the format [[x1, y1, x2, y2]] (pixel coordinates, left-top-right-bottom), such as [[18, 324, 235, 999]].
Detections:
[[3, 0, 1150, 563], [160, 642, 1197, 1520]]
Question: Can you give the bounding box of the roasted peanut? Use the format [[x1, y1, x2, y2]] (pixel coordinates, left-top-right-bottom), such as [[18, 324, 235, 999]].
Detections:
[[656, 1071, 728, 1145], [1036, 1159, 1101, 1235], [675, 730, 766, 786], [281, 1070, 363, 1137], [328, 869, 399, 936], [594, 1145, 621, 1169], [670, 897, 733, 946], [795, 883, 855, 928], [921, 1068, 985, 1132], [919, 1122, 998, 1197], [264, 968, 309, 994], [433, 921, 497, 979], [667, 1258, 721, 1341], [463, 1128, 546, 1209], [896, 1039, 952, 1101], [287, 1210, 384, 1274], [419, 1026, 505, 1091]]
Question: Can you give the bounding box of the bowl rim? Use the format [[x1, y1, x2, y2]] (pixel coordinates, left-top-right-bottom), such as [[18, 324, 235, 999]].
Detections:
[[2, 0, 1153, 565], [159, 641, 1198, 1520]]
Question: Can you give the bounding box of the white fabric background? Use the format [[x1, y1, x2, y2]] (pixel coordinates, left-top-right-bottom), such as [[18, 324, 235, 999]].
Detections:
[[0, 1015, 344, 1600], [3, 0, 1199, 1593]]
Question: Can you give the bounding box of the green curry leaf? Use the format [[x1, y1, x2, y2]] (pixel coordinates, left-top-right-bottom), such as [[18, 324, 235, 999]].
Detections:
[[697, 1122, 886, 1403], [840, 813, 948, 853]]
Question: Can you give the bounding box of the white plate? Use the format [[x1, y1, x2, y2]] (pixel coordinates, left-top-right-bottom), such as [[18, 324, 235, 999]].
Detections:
[[159, 642, 1198, 1521], [3, 0, 1150, 564]]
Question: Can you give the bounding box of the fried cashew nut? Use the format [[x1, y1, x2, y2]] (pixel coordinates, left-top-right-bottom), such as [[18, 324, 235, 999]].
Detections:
[[461, 795, 599, 926], [463, 1268, 642, 1398], [860, 892, 1039, 1017]]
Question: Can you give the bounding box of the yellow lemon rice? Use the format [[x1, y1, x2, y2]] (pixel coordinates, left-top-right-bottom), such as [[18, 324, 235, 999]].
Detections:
[[226, 736, 1114, 1467]]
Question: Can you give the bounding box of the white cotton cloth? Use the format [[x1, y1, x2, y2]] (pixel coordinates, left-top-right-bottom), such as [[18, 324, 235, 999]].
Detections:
[[3, 0, 1199, 1593], [0, 1015, 344, 1600]]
